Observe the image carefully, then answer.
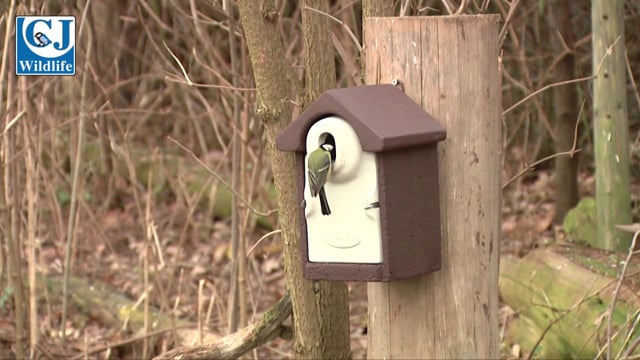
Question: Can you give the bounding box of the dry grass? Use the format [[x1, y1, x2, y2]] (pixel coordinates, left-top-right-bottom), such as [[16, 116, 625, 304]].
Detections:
[[0, 1, 366, 358]]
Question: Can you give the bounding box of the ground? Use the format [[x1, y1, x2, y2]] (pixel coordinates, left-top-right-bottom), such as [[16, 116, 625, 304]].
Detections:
[[2, 160, 638, 359]]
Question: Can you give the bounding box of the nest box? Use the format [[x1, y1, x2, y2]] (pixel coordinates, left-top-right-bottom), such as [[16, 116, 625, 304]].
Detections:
[[276, 85, 446, 281]]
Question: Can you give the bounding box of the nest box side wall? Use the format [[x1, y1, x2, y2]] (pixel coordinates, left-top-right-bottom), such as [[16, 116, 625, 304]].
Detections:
[[377, 145, 442, 279]]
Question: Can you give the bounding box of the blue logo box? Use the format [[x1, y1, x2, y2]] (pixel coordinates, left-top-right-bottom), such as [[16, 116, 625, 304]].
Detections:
[[16, 16, 76, 76]]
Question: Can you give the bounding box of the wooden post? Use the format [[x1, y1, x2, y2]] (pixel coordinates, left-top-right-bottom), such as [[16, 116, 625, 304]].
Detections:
[[592, 0, 632, 251], [364, 16, 501, 359]]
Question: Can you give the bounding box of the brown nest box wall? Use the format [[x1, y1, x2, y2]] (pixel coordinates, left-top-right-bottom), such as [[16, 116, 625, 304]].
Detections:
[[376, 146, 442, 279], [276, 85, 446, 282]]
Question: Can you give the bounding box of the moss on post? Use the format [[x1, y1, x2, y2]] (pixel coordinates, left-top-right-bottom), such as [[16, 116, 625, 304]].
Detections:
[[592, 0, 632, 251]]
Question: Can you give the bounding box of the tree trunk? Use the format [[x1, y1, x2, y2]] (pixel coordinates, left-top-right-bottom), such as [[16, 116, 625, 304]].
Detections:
[[592, 0, 632, 251], [237, 1, 351, 358], [299, 0, 351, 355], [550, 2, 579, 223], [362, 0, 394, 17], [301, 0, 336, 106]]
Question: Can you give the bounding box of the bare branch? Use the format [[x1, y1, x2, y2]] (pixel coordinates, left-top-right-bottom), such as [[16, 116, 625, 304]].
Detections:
[[440, 0, 454, 14], [503, 75, 594, 116], [503, 101, 585, 189], [153, 292, 292, 360], [247, 229, 282, 257], [498, 0, 521, 46], [625, 49, 640, 114], [164, 74, 256, 92], [605, 230, 640, 360], [503, 35, 622, 116], [167, 136, 276, 217], [454, 0, 467, 15], [400, 0, 411, 16]]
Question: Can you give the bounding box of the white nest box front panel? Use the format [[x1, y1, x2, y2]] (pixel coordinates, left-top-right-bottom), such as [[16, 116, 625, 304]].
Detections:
[[304, 116, 382, 263]]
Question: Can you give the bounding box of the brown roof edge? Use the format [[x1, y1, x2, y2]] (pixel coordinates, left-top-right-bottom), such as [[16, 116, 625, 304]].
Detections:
[[276, 85, 446, 153]]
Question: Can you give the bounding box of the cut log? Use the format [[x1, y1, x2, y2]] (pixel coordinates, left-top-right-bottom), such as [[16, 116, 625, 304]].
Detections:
[[499, 244, 640, 358]]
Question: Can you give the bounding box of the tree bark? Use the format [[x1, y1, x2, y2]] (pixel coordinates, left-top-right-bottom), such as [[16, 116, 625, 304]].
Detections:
[[237, 1, 351, 358], [362, 0, 394, 17], [299, 0, 352, 354], [592, 0, 632, 251], [550, 2, 579, 223], [360, 0, 394, 83], [301, 0, 336, 106], [365, 16, 501, 358]]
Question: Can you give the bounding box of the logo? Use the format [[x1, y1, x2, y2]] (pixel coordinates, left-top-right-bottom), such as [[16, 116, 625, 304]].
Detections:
[[16, 16, 75, 76]]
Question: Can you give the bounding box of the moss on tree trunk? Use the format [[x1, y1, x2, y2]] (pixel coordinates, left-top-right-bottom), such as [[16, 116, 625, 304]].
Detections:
[[592, 0, 632, 251]]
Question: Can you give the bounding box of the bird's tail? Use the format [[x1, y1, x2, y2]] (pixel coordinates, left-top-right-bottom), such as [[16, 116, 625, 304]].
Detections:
[[319, 187, 331, 216]]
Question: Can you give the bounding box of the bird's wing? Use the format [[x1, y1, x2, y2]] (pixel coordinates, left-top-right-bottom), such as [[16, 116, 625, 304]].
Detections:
[[308, 162, 330, 197]]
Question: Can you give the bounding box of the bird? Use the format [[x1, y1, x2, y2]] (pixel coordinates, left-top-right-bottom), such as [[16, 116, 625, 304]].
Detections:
[[307, 143, 333, 216], [34, 32, 51, 47]]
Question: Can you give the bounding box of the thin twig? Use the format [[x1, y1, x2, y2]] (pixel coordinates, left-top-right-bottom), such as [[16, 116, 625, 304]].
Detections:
[[2, 110, 25, 134], [615, 308, 640, 359], [498, 0, 521, 46], [502, 150, 582, 189], [570, 101, 585, 153], [161, 24, 254, 93], [137, 0, 174, 33], [141, 149, 158, 359], [622, 334, 640, 359], [198, 279, 205, 345], [225, 0, 243, 335], [440, 0, 454, 14], [503, 35, 622, 116], [167, 136, 276, 217], [454, 0, 467, 15], [625, 49, 640, 114], [503, 101, 584, 189], [400, 0, 411, 16], [525, 306, 574, 360], [61, 30, 92, 343], [0, 0, 16, 104], [503, 75, 594, 116], [21, 76, 39, 354], [246, 229, 282, 257], [164, 41, 193, 85], [606, 229, 640, 360], [595, 295, 640, 359], [164, 74, 256, 92]]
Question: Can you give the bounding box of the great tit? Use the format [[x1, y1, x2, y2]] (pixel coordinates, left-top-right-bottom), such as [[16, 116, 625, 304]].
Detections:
[[307, 143, 333, 215], [34, 32, 51, 47]]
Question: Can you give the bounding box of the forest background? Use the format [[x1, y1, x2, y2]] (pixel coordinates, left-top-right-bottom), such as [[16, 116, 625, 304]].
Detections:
[[0, 0, 639, 359]]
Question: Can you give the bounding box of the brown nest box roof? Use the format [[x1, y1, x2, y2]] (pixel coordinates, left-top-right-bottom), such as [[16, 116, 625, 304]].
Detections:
[[276, 84, 446, 152]]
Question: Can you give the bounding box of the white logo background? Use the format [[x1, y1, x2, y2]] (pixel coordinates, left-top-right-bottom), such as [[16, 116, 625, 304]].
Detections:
[[21, 17, 75, 59]]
